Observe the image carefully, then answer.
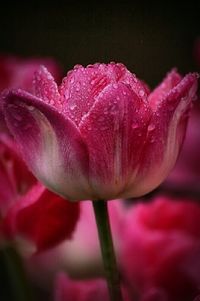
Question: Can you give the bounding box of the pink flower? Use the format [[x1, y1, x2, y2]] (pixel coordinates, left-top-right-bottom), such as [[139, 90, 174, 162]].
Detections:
[[0, 55, 61, 92], [2, 63, 198, 200], [54, 273, 109, 301], [120, 196, 200, 301], [0, 134, 80, 253], [54, 272, 130, 301]]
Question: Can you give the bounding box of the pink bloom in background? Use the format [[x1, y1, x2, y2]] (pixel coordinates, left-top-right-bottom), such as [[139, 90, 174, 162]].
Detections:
[[54, 272, 130, 301], [0, 133, 80, 253], [54, 273, 109, 301], [166, 103, 200, 191], [0, 55, 61, 92], [0, 55, 62, 133], [2, 63, 198, 200], [120, 196, 200, 301]]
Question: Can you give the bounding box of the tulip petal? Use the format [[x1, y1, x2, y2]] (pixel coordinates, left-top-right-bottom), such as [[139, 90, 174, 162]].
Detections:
[[60, 63, 143, 127], [148, 69, 182, 111], [79, 83, 151, 199], [3, 90, 91, 200], [60, 64, 110, 126], [33, 65, 61, 109], [125, 73, 198, 197], [2, 183, 80, 252]]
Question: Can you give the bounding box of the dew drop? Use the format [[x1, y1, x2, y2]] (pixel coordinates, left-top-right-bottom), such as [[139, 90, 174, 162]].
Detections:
[[75, 83, 80, 92], [148, 124, 155, 131], [122, 91, 127, 96], [139, 90, 145, 97], [113, 83, 118, 89], [69, 103, 77, 111], [132, 123, 139, 129], [27, 106, 35, 111], [64, 90, 70, 100], [70, 77, 75, 84], [100, 125, 109, 131]]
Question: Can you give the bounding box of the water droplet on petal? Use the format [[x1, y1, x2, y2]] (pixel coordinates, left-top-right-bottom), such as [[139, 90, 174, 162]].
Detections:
[[76, 83, 80, 92], [132, 123, 139, 129], [27, 106, 35, 111], [112, 83, 118, 89], [148, 124, 155, 131], [69, 103, 77, 111], [70, 77, 75, 84], [123, 91, 127, 96], [139, 90, 145, 97]]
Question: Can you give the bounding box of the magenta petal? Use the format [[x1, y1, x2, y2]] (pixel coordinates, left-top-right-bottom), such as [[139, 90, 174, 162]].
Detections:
[[3, 90, 91, 200], [33, 65, 61, 109], [126, 73, 198, 197], [2, 183, 80, 252], [79, 83, 151, 199], [60, 64, 111, 126], [148, 69, 182, 111]]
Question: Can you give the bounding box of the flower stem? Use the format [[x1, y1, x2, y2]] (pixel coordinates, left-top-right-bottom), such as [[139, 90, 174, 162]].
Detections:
[[92, 200, 123, 301]]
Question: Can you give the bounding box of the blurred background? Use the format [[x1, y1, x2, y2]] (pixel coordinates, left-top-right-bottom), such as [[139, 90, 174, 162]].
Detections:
[[0, 1, 200, 86]]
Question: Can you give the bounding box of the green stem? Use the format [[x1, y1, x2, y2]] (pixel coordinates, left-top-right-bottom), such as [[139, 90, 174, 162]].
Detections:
[[92, 200, 123, 301]]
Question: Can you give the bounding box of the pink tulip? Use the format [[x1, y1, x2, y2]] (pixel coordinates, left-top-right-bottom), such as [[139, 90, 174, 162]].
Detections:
[[120, 196, 200, 301], [2, 63, 198, 200], [0, 134, 80, 253]]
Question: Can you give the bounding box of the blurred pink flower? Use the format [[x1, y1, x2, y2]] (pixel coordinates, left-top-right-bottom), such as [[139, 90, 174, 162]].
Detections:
[[120, 196, 200, 301], [54, 272, 130, 301], [166, 104, 200, 191], [0, 55, 61, 92], [2, 64, 198, 201]]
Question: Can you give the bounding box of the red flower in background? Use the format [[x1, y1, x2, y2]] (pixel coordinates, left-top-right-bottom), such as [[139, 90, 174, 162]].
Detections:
[[0, 134, 80, 253]]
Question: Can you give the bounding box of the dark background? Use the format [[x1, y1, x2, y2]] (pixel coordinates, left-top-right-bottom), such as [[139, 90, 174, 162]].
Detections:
[[0, 1, 200, 86]]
